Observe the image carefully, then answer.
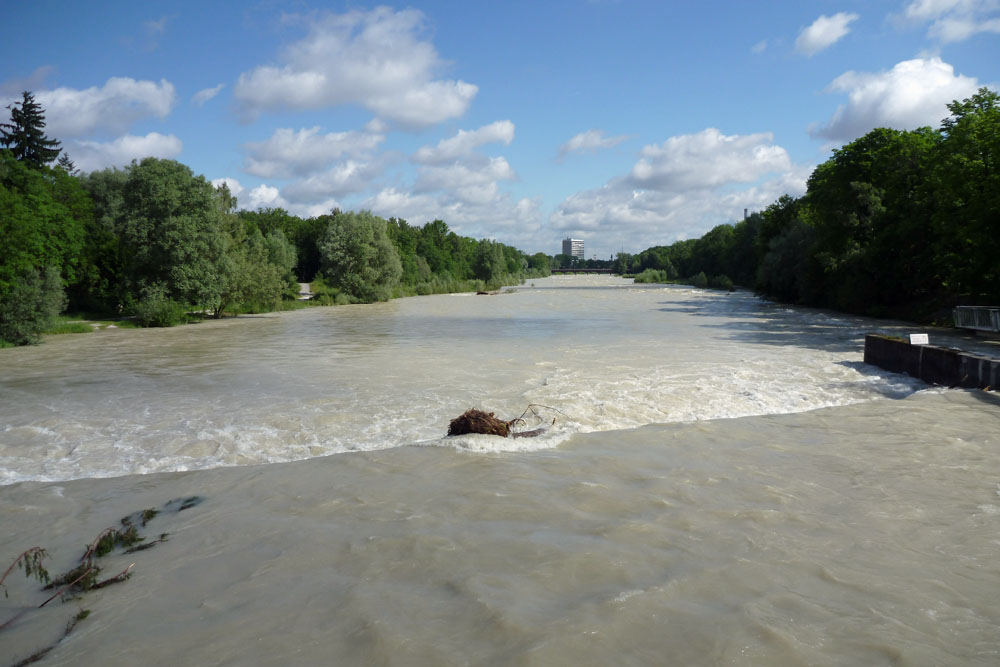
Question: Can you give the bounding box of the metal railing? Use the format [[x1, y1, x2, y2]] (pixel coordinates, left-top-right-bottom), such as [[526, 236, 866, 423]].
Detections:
[[953, 306, 1000, 332]]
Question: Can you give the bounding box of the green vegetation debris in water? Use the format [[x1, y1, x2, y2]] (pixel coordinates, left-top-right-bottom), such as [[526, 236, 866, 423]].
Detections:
[[0, 496, 205, 666]]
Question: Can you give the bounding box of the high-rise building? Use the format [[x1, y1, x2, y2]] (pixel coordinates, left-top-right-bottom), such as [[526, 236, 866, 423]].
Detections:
[[562, 238, 584, 259]]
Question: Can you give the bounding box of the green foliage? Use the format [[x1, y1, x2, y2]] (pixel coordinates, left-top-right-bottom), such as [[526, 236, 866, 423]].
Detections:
[[43, 317, 93, 335], [0, 130, 553, 343], [0, 266, 66, 345], [687, 271, 708, 289], [0, 150, 88, 345], [238, 207, 321, 281], [131, 284, 189, 327], [319, 210, 403, 303], [689, 224, 734, 278], [618, 87, 999, 320], [528, 252, 551, 276], [77, 168, 128, 311], [708, 274, 734, 291], [756, 217, 816, 303], [633, 268, 672, 284], [117, 158, 227, 310], [0, 91, 61, 168], [935, 87, 1000, 301], [725, 213, 761, 287], [213, 225, 286, 317], [1, 547, 50, 598], [473, 239, 507, 283]]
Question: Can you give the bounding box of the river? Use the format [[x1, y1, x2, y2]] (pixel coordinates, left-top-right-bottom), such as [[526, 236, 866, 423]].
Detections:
[[2, 275, 998, 665]]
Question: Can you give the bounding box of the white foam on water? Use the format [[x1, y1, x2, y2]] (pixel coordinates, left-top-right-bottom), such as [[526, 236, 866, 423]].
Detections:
[[0, 276, 953, 483], [0, 353, 927, 483]]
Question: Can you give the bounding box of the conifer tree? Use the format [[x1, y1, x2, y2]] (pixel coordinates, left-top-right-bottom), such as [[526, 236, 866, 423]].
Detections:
[[57, 152, 77, 175], [1, 91, 61, 168]]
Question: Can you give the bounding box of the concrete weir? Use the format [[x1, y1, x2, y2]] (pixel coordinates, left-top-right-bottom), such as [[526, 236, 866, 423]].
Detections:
[[864, 334, 1000, 390]]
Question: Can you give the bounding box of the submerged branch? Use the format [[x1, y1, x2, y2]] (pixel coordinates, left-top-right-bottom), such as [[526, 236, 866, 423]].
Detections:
[[9, 609, 90, 667], [38, 567, 96, 608], [92, 563, 134, 590], [1, 548, 50, 597]]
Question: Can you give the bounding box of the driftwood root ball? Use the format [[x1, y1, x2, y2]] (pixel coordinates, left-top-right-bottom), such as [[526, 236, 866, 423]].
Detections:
[[447, 409, 511, 437]]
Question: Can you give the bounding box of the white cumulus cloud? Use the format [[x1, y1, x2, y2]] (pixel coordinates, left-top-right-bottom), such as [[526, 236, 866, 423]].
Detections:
[[234, 7, 477, 127], [364, 187, 542, 243], [415, 157, 515, 195], [795, 12, 859, 55], [243, 126, 385, 178], [413, 121, 514, 164], [558, 129, 628, 158], [550, 129, 808, 252], [282, 160, 384, 202], [34, 77, 176, 138], [811, 57, 979, 141], [192, 84, 224, 106], [211, 177, 339, 218], [629, 128, 791, 190], [71, 132, 182, 172], [899, 0, 1000, 41]]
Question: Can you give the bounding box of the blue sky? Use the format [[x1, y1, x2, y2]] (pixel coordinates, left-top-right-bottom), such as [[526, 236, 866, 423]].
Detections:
[[3, 1, 998, 258]]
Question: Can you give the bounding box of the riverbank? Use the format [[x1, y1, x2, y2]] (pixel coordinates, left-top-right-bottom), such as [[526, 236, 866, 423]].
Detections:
[[33, 272, 539, 343]]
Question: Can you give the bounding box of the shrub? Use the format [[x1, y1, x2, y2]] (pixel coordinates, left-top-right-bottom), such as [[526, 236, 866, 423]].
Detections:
[[633, 268, 669, 284], [708, 274, 734, 291], [131, 286, 188, 327], [0, 266, 66, 346], [688, 271, 708, 288]]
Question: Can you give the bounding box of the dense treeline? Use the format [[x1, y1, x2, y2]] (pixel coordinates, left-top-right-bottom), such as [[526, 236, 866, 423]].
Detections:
[[236, 208, 551, 304], [0, 93, 548, 346], [550, 254, 613, 270], [626, 87, 999, 322]]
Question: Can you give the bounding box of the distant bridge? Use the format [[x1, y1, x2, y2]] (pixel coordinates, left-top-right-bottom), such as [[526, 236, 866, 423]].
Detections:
[[551, 268, 614, 274]]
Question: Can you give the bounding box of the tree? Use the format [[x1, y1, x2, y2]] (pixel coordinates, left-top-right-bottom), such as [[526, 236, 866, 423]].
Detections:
[[0, 151, 87, 344], [386, 217, 423, 285], [688, 224, 734, 279], [935, 87, 1000, 301], [756, 217, 816, 304], [527, 252, 551, 276], [1, 92, 61, 168], [319, 210, 402, 302], [117, 158, 228, 310], [416, 219, 457, 277], [78, 168, 129, 311], [238, 207, 319, 281], [0, 266, 65, 345], [726, 213, 762, 287], [57, 153, 77, 175], [473, 239, 506, 283], [213, 227, 286, 317]]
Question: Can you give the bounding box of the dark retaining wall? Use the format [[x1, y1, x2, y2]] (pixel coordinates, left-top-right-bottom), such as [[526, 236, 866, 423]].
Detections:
[[864, 334, 1000, 390]]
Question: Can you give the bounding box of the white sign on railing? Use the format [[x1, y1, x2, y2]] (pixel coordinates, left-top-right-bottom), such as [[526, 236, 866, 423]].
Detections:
[[909, 333, 929, 345]]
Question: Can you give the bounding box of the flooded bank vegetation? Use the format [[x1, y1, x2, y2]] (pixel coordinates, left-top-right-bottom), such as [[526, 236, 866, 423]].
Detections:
[[1, 497, 201, 666], [623, 87, 999, 322], [0, 94, 550, 346]]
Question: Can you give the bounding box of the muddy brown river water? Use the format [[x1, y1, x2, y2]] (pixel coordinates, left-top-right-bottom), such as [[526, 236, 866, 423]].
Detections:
[[2, 276, 998, 665]]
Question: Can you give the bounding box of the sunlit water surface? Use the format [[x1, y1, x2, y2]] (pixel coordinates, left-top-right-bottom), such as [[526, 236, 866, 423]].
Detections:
[[2, 276, 998, 665]]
